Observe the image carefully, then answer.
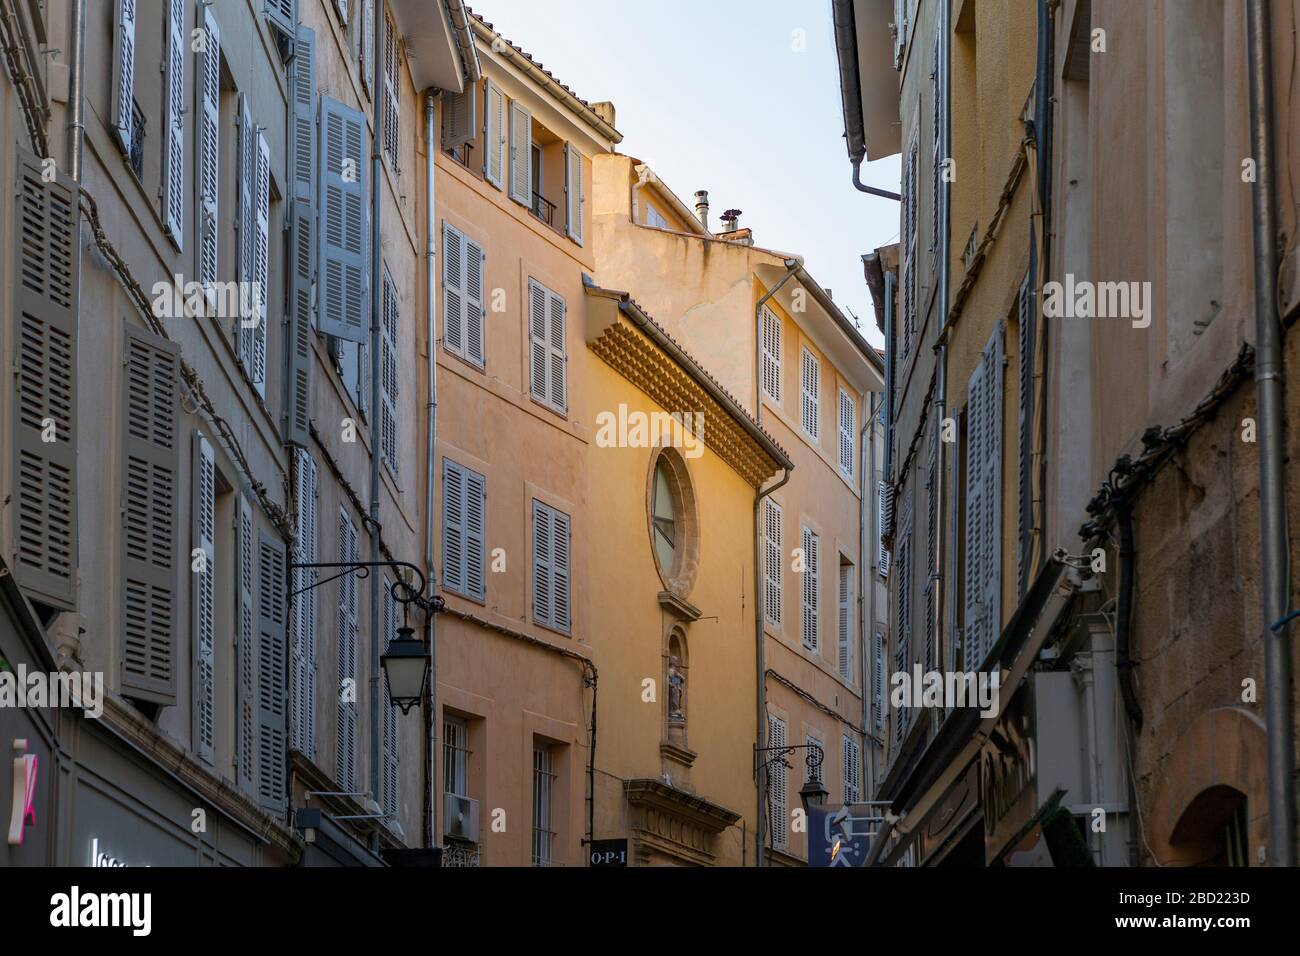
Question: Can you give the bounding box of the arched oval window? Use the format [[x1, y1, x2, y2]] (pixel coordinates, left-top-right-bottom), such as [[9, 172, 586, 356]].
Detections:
[[652, 460, 677, 574], [646, 447, 699, 596]]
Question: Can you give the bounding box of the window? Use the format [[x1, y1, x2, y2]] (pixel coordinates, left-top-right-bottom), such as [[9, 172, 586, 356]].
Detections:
[[877, 480, 893, 576], [527, 278, 566, 414], [838, 389, 855, 477], [652, 460, 677, 574], [767, 715, 788, 851], [444, 716, 470, 797], [763, 499, 782, 626], [532, 500, 572, 633], [442, 222, 485, 368], [801, 347, 820, 440], [838, 560, 854, 681], [337, 508, 359, 791], [645, 203, 669, 230], [382, 5, 400, 173], [761, 307, 781, 402], [333, 338, 369, 417], [843, 735, 861, 804], [801, 526, 819, 650], [532, 744, 556, 866], [442, 459, 487, 602], [380, 266, 400, 475]]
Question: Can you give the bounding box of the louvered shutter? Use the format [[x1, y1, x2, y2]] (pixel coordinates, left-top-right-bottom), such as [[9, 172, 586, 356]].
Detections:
[[872, 629, 885, 731], [11, 152, 78, 608], [442, 86, 477, 150], [236, 95, 256, 357], [763, 499, 782, 625], [1016, 272, 1034, 597], [527, 279, 548, 402], [236, 494, 257, 791], [382, 8, 400, 172], [508, 101, 532, 206], [761, 307, 781, 401], [360, 0, 373, 94], [564, 143, 584, 245], [264, 0, 295, 36], [532, 501, 553, 629], [382, 576, 399, 818], [801, 527, 818, 650], [197, 7, 220, 295], [441, 460, 465, 596], [381, 268, 399, 473], [484, 81, 505, 188], [291, 450, 318, 758], [318, 97, 368, 343], [162, 0, 185, 249], [924, 416, 938, 671], [547, 289, 566, 413], [964, 327, 1003, 670], [551, 509, 571, 632], [465, 469, 487, 602], [333, 0, 348, 24], [465, 237, 485, 367], [767, 715, 788, 849], [442, 222, 464, 357], [256, 531, 287, 812], [801, 348, 820, 439], [337, 509, 359, 791], [893, 499, 912, 748], [111, 0, 136, 153], [191, 433, 216, 765], [286, 27, 317, 445], [252, 131, 271, 395], [843, 736, 861, 804], [838, 563, 852, 679], [839, 390, 855, 477], [120, 327, 180, 704], [877, 480, 892, 577]]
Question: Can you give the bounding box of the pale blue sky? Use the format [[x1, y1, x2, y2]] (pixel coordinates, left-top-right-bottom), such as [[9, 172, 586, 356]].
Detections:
[[469, 0, 900, 348]]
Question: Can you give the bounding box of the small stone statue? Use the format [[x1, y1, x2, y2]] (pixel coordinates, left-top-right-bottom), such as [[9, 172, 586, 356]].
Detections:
[[668, 656, 685, 721]]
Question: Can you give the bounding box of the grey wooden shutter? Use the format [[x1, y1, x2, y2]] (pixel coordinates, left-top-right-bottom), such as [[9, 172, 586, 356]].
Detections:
[[763, 498, 782, 625], [197, 6, 220, 297], [484, 80, 505, 188], [761, 307, 781, 401], [551, 509, 571, 632], [285, 28, 315, 447], [838, 563, 852, 679], [801, 348, 820, 439], [252, 131, 271, 395], [11, 152, 79, 609], [801, 527, 819, 650], [111, 0, 136, 153], [120, 327, 180, 704], [191, 433, 216, 765], [318, 97, 368, 343], [508, 101, 532, 206], [380, 268, 399, 473], [527, 279, 548, 402], [465, 237, 485, 367], [843, 735, 860, 803], [980, 328, 1004, 666], [532, 500, 569, 631], [442, 221, 465, 357], [547, 288, 566, 413], [872, 629, 885, 731], [382, 576, 399, 818], [163, 0, 185, 249], [236, 95, 255, 356], [264, 0, 296, 36], [564, 143, 584, 245], [382, 8, 400, 171], [291, 27, 317, 204], [236, 494, 257, 791], [1016, 272, 1034, 598], [894, 497, 912, 748], [360, 0, 373, 93], [767, 715, 788, 849], [256, 530, 288, 812], [465, 469, 486, 601], [442, 460, 486, 602], [924, 416, 938, 671], [291, 450, 318, 758], [336, 509, 358, 790], [963, 327, 1003, 670], [442, 86, 476, 150]]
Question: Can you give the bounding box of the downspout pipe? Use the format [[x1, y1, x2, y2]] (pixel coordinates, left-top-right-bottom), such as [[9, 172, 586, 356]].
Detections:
[[1246, 0, 1296, 867], [1114, 502, 1142, 731], [367, 0, 384, 853], [933, 0, 951, 676], [853, 156, 903, 202], [753, 257, 801, 867], [66, 0, 86, 181], [423, 89, 441, 850], [832, 0, 902, 203], [861, 393, 879, 797]]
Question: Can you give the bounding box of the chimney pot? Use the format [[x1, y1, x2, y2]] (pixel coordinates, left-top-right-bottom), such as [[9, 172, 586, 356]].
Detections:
[[694, 190, 710, 232]]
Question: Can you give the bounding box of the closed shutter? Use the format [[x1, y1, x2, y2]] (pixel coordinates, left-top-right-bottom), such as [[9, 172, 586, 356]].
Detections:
[[191, 433, 216, 765], [484, 81, 505, 188], [120, 327, 180, 704], [930, 25, 941, 256], [251, 131, 271, 396], [111, 0, 136, 153], [838, 562, 853, 679], [527, 279, 565, 413], [843, 736, 861, 804], [442, 86, 477, 150], [532, 500, 571, 632], [877, 480, 892, 576], [872, 629, 885, 731], [838, 390, 855, 477], [442, 459, 487, 601], [163, 0, 185, 249], [382, 7, 400, 172], [763, 498, 782, 625], [508, 101, 532, 206], [761, 307, 781, 401], [440, 223, 484, 367], [257, 531, 287, 812], [767, 715, 788, 850], [11, 152, 78, 609], [893, 497, 912, 748], [287, 27, 316, 448], [318, 97, 368, 343], [547, 288, 566, 412], [924, 415, 938, 671], [337, 509, 359, 790], [801, 526, 818, 650], [291, 450, 319, 758], [236, 494, 257, 792], [465, 237, 485, 367], [382, 576, 399, 818], [963, 326, 1003, 671], [196, 6, 220, 295], [236, 95, 255, 358], [565, 143, 585, 245], [801, 348, 820, 439], [380, 267, 399, 474], [264, 0, 296, 36], [1016, 272, 1034, 598]]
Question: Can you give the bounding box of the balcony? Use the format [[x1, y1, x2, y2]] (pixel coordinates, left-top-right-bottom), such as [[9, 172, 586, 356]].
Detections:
[[530, 190, 556, 228], [440, 842, 480, 867]]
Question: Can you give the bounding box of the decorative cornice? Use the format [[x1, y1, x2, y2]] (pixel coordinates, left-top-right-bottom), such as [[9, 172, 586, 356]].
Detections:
[[657, 590, 701, 622]]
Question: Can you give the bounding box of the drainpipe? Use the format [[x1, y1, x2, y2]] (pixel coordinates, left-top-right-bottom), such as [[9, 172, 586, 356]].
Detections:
[[852, 156, 903, 202], [1246, 0, 1296, 867], [932, 0, 952, 679], [861, 393, 879, 795], [423, 89, 441, 850], [66, 0, 86, 180], [753, 258, 801, 866], [367, 0, 385, 854]]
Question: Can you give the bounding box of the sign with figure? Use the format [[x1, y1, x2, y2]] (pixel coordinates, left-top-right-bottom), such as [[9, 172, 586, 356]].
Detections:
[[808, 804, 879, 867]]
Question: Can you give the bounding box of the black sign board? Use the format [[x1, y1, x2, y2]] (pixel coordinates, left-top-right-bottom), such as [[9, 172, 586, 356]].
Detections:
[[588, 839, 628, 867]]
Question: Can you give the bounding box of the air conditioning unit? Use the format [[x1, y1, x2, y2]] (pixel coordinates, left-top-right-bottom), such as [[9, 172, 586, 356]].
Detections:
[[444, 793, 479, 842]]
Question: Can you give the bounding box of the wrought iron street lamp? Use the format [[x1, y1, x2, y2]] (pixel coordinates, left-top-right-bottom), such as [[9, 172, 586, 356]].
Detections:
[[754, 741, 828, 814]]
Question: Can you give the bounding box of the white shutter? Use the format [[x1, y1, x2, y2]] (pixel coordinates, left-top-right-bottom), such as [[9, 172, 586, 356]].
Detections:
[[382, 7, 400, 172], [552, 509, 571, 632], [877, 480, 892, 576], [763, 499, 782, 626], [333, 0, 348, 24], [964, 327, 1003, 670], [236, 96, 255, 359], [767, 715, 788, 850], [163, 0, 185, 249], [318, 97, 368, 343], [256, 531, 287, 812], [236, 495, 257, 792], [801, 526, 818, 650], [565, 143, 585, 245], [360, 0, 373, 94], [197, 7, 220, 294], [442, 86, 477, 150], [838, 562, 853, 680], [761, 307, 781, 401], [894, 497, 913, 748], [838, 389, 855, 477], [291, 450, 319, 758], [484, 81, 505, 188], [336, 509, 359, 790], [801, 347, 820, 439], [532, 500, 551, 626], [111, 0, 137, 153], [285, 26, 316, 447], [380, 268, 399, 474], [548, 289, 567, 413], [872, 629, 885, 731], [252, 132, 271, 395], [192, 433, 216, 765], [509, 101, 533, 206]]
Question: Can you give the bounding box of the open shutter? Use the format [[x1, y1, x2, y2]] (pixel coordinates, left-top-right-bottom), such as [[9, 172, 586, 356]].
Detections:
[[120, 327, 180, 704], [111, 0, 136, 153], [564, 143, 585, 244], [465, 237, 485, 367], [465, 469, 487, 602], [484, 80, 505, 188], [336, 509, 358, 791], [527, 279, 548, 402], [236, 494, 257, 791], [801, 527, 818, 650], [291, 450, 318, 758], [360, 0, 373, 93], [763, 499, 782, 625], [291, 27, 317, 204], [257, 531, 288, 812], [839, 390, 855, 477], [191, 433, 216, 765], [264, 0, 296, 36], [963, 327, 1003, 670], [318, 97, 368, 343], [1016, 272, 1034, 597], [801, 348, 820, 439], [442, 86, 476, 150], [197, 6, 220, 297], [382, 576, 399, 818], [894, 497, 912, 747], [532, 501, 552, 627], [286, 28, 316, 449], [767, 715, 788, 849], [236, 95, 255, 357], [551, 509, 571, 632], [252, 131, 271, 396], [442, 460, 465, 596], [382, 8, 400, 171], [163, 0, 185, 249], [508, 101, 532, 206], [761, 307, 781, 402], [924, 415, 938, 670], [381, 268, 399, 473], [547, 289, 566, 413], [872, 629, 885, 731], [11, 152, 78, 608], [843, 736, 861, 804], [838, 563, 852, 679], [442, 221, 465, 357]]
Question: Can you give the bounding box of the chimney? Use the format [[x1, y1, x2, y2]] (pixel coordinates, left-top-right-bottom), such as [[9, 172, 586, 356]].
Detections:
[[591, 101, 616, 128], [824, 288, 833, 300], [694, 190, 710, 232], [720, 208, 742, 232]]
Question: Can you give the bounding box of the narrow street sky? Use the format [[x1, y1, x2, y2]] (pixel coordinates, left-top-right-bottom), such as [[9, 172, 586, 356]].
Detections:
[[469, 0, 901, 348]]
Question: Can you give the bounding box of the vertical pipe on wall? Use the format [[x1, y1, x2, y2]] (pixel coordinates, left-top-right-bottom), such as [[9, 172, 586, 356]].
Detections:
[[1245, 0, 1296, 868], [423, 89, 441, 850], [933, 0, 951, 680], [66, 0, 85, 181], [367, 0, 385, 853]]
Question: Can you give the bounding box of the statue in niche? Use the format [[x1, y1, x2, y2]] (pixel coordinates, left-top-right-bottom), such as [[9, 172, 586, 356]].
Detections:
[[667, 655, 686, 722]]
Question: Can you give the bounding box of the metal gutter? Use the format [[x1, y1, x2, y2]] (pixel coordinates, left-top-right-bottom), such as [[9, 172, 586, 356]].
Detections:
[[787, 261, 886, 375], [367, 0, 384, 853], [423, 89, 441, 849], [444, 0, 482, 83]]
